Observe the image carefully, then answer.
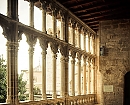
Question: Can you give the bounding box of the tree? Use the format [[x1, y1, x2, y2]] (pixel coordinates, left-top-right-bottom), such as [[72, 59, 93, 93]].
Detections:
[[18, 73, 27, 101], [0, 56, 7, 103], [0, 55, 27, 102]]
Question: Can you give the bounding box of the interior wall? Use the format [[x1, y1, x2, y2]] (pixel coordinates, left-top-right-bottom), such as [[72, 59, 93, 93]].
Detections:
[[99, 19, 130, 105]]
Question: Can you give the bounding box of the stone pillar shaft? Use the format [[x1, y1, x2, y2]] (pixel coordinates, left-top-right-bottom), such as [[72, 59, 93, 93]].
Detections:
[[41, 50, 47, 99], [71, 24, 75, 45], [91, 60, 95, 94], [52, 11, 57, 37], [77, 28, 81, 48], [52, 54, 57, 98], [60, 56, 65, 97], [84, 33, 86, 51], [6, 42, 19, 104], [87, 59, 91, 94], [29, 46, 34, 100], [61, 18, 65, 41], [88, 33, 90, 53], [77, 59, 81, 95], [29, 2, 34, 27], [71, 58, 75, 96], [42, 9, 46, 33], [83, 57, 86, 95]]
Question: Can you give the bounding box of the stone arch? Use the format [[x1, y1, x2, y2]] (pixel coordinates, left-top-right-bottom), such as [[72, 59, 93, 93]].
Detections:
[[124, 71, 130, 105]]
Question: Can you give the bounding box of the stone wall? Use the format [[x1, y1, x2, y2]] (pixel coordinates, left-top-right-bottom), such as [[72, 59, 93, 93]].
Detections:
[[99, 19, 130, 105]]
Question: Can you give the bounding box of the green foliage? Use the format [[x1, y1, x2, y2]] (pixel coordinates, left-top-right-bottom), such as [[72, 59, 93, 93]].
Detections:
[[33, 86, 41, 95], [0, 56, 7, 103], [0, 56, 27, 102], [18, 73, 27, 101]]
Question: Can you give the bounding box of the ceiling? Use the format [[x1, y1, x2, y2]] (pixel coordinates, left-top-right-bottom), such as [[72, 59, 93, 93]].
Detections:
[[56, 0, 130, 32]]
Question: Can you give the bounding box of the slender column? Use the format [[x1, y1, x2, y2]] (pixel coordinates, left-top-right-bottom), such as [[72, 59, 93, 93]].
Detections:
[[61, 17, 65, 41], [92, 35, 95, 54], [6, 42, 19, 104], [83, 55, 86, 95], [28, 45, 34, 100], [42, 5, 46, 33], [84, 32, 86, 51], [87, 57, 91, 94], [70, 22, 75, 46], [91, 58, 95, 94], [60, 56, 65, 97], [64, 57, 69, 97], [41, 49, 47, 99], [52, 53, 57, 98], [52, 10, 57, 37], [29, 2, 34, 27], [88, 32, 90, 53], [77, 53, 81, 95], [70, 54, 76, 96], [77, 27, 81, 48]]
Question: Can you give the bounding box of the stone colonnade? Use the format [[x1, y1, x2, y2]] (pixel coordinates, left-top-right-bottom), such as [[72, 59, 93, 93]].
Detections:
[[0, 0, 97, 104]]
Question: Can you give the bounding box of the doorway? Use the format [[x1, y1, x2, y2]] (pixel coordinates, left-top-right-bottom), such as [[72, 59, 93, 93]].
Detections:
[[124, 72, 130, 105]]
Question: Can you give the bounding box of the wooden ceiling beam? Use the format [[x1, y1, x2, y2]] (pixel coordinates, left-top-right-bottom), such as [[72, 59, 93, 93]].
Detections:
[[73, 1, 120, 13], [77, 7, 123, 18], [69, 0, 102, 9]]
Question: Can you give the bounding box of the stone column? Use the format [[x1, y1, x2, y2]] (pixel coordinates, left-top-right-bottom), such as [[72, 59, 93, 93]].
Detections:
[[6, 42, 19, 104], [70, 51, 76, 96], [28, 45, 34, 100], [61, 17, 65, 41], [42, 4, 46, 33], [60, 56, 65, 97], [83, 55, 86, 95], [84, 32, 86, 51], [41, 49, 47, 99], [87, 57, 91, 94], [26, 35, 37, 101], [70, 22, 75, 46], [92, 35, 95, 54], [52, 53, 57, 98], [91, 58, 95, 94], [29, 1, 34, 27], [77, 53, 81, 95], [77, 27, 81, 48], [52, 10, 57, 37], [40, 39, 48, 100], [88, 32, 90, 53]]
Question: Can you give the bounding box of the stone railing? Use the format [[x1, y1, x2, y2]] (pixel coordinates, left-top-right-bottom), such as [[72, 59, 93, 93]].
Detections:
[[0, 94, 95, 105]]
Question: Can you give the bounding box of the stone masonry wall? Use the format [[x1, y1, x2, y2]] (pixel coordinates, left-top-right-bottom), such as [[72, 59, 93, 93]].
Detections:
[[99, 19, 130, 105]]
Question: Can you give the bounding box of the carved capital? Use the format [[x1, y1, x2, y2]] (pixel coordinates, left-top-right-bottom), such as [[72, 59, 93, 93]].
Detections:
[[70, 50, 76, 59], [39, 38, 48, 51], [59, 44, 68, 57], [28, 46, 34, 55], [76, 52, 82, 60], [71, 59, 75, 64], [6, 41, 19, 51], [50, 42, 58, 54], [26, 34, 37, 47]]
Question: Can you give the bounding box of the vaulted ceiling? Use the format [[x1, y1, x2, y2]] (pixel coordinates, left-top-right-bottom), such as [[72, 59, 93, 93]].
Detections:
[[56, 0, 130, 32]]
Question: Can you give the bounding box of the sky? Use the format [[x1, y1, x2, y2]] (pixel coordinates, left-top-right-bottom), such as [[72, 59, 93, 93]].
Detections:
[[0, 0, 58, 73]]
